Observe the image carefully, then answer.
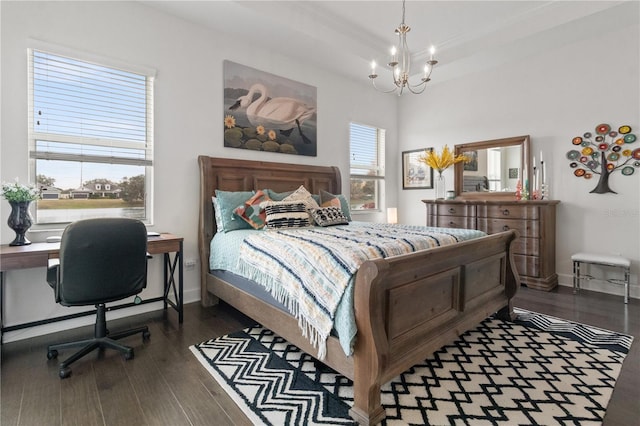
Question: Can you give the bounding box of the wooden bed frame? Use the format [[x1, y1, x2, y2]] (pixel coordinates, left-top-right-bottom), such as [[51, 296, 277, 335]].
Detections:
[[198, 155, 520, 425]]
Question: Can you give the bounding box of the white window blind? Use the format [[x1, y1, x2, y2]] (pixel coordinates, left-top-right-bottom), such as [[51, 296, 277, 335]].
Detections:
[[349, 123, 385, 178], [29, 49, 153, 166]]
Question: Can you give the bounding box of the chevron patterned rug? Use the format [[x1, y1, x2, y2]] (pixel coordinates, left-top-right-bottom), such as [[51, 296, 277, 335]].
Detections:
[[190, 309, 632, 425]]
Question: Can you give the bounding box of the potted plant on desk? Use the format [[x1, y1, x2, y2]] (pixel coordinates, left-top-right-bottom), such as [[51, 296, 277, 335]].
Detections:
[[1, 179, 40, 246]]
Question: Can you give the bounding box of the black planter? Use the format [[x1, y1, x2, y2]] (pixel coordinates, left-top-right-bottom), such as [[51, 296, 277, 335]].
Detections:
[[7, 201, 33, 246]]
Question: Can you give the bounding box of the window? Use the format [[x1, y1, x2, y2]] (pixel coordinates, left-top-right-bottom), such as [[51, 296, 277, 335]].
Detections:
[[28, 49, 154, 224], [349, 122, 385, 212]]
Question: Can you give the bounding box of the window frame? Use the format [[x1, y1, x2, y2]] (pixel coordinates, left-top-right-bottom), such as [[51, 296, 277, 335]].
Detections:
[[27, 46, 155, 226], [349, 122, 386, 213]]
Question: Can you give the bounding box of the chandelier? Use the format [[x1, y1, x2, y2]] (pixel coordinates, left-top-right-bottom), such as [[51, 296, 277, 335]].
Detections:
[[368, 0, 438, 95]]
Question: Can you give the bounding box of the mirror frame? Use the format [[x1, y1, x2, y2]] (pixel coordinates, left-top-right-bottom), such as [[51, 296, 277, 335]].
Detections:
[[454, 135, 530, 200]]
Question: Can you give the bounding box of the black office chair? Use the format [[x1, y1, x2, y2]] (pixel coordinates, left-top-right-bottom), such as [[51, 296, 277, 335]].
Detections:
[[46, 218, 151, 379]]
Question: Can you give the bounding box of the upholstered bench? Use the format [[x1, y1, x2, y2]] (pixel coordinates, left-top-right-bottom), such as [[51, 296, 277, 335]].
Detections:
[[572, 253, 631, 304]]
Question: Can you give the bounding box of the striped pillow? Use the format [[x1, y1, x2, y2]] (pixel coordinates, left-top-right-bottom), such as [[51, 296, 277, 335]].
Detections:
[[262, 201, 311, 229]]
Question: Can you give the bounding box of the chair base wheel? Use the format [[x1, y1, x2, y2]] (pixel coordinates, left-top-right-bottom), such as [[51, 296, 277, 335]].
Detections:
[[123, 349, 134, 360], [59, 368, 71, 379], [47, 349, 58, 360], [142, 330, 151, 341]]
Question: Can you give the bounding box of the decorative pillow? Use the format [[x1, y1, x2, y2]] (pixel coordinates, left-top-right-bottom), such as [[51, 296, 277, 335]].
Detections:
[[212, 196, 225, 232], [268, 188, 321, 204], [262, 201, 312, 229], [283, 185, 320, 209], [233, 190, 271, 229], [319, 190, 352, 221], [214, 190, 255, 232], [266, 189, 294, 201], [310, 207, 349, 227]]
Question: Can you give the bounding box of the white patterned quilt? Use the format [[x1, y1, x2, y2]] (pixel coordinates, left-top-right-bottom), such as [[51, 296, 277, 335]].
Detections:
[[235, 222, 485, 359]]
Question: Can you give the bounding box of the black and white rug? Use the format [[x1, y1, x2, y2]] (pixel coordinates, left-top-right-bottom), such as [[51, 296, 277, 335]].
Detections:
[[190, 309, 632, 425]]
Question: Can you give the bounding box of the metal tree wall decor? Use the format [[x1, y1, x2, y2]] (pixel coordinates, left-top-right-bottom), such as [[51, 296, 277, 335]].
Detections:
[[567, 123, 639, 194]]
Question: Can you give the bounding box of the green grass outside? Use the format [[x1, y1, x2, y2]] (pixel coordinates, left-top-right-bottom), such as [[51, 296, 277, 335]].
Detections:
[[37, 199, 143, 209]]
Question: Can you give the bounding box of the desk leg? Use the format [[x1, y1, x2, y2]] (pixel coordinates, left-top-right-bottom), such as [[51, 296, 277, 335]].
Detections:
[[178, 241, 183, 323], [162, 243, 183, 324], [1, 271, 4, 344]]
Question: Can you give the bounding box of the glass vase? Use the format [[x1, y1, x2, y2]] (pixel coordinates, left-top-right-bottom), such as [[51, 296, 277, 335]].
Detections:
[[435, 173, 446, 200], [7, 200, 33, 246]]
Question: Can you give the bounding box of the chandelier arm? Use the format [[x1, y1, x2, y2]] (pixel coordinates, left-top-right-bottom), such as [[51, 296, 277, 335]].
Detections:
[[406, 82, 427, 95], [371, 78, 402, 94]]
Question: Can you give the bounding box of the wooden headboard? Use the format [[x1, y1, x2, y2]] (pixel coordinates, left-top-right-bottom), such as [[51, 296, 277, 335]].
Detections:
[[197, 155, 342, 283]]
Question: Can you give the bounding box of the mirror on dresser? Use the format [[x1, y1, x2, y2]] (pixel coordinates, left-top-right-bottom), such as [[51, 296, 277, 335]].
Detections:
[[454, 135, 530, 200]]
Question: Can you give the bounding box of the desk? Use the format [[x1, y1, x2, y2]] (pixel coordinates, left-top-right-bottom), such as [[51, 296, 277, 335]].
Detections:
[[0, 233, 183, 342]]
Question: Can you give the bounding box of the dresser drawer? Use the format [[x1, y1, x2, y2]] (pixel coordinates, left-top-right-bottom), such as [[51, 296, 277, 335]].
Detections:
[[436, 203, 476, 217], [510, 236, 540, 256], [514, 254, 540, 278], [479, 204, 539, 220], [478, 218, 539, 238], [434, 216, 476, 229]]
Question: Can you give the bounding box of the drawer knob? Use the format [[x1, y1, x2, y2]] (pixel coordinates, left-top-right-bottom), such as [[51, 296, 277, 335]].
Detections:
[[503, 209, 510, 216], [503, 225, 510, 231], [449, 221, 455, 226], [448, 208, 455, 214]]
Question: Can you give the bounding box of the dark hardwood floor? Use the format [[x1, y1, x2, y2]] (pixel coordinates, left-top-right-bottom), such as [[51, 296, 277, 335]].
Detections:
[[1, 285, 637, 426]]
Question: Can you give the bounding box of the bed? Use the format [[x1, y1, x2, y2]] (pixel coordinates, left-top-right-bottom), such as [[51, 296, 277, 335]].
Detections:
[[198, 155, 520, 425]]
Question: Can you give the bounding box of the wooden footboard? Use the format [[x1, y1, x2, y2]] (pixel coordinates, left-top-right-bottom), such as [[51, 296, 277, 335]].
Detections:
[[349, 230, 519, 425]]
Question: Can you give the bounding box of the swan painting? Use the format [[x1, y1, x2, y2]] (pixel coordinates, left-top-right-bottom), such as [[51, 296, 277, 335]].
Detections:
[[229, 83, 316, 144]]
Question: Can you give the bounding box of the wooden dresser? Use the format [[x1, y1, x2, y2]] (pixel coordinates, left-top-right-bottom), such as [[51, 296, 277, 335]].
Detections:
[[423, 199, 560, 291]]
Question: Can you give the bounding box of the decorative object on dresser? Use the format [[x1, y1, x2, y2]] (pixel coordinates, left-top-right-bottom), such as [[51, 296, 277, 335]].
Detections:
[[419, 145, 469, 199], [424, 199, 560, 291], [454, 135, 530, 200], [567, 123, 638, 194]]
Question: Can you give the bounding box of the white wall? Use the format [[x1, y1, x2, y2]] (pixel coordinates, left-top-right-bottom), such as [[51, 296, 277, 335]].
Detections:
[[0, 1, 397, 341], [398, 11, 640, 298]]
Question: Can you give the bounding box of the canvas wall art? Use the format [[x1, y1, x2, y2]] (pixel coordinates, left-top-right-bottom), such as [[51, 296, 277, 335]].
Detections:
[[223, 60, 317, 157]]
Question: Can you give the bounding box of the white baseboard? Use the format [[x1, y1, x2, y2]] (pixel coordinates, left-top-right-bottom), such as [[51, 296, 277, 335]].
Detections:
[[2, 288, 201, 343]]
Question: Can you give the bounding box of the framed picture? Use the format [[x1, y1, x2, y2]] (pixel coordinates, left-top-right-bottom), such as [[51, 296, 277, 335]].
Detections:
[[463, 150, 478, 171], [223, 60, 317, 157], [402, 149, 434, 189], [509, 168, 519, 179]]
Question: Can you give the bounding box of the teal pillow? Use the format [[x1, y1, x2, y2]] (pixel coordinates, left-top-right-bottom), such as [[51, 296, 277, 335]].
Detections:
[[214, 190, 255, 232], [266, 189, 294, 201]]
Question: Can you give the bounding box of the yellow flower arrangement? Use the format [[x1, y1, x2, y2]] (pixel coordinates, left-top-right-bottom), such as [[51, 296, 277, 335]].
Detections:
[[419, 145, 469, 175]]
